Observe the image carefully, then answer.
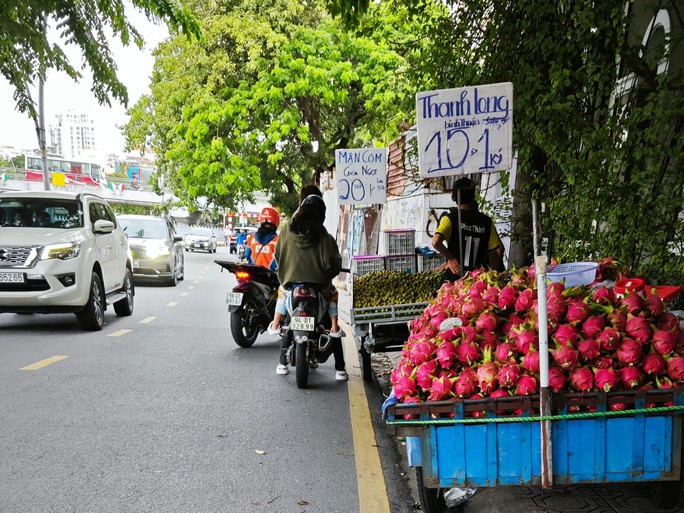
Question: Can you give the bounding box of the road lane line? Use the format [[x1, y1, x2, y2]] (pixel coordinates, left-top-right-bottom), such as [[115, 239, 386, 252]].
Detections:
[[108, 329, 131, 337], [188, 285, 195, 289], [167, 301, 178, 307], [342, 323, 391, 513], [21, 355, 69, 371], [180, 292, 189, 296], [139, 316, 156, 324]]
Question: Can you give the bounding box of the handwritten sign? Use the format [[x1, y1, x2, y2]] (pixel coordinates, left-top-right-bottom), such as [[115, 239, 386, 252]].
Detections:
[[416, 82, 513, 178], [335, 148, 387, 205]]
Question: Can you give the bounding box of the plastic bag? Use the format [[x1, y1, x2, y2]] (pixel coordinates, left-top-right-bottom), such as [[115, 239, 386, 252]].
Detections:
[[443, 487, 477, 508]]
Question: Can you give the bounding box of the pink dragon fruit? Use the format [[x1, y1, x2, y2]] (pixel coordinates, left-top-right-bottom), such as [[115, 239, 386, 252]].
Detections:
[[594, 355, 615, 369], [569, 367, 594, 393], [429, 311, 450, 331], [643, 351, 667, 376], [495, 342, 518, 363], [620, 293, 643, 316], [546, 294, 569, 323], [581, 316, 605, 339], [415, 360, 439, 389], [497, 360, 522, 389], [515, 374, 538, 395], [644, 293, 664, 319], [625, 315, 652, 344], [658, 312, 680, 333], [514, 288, 536, 313], [521, 349, 540, 373], [592, 286, 617, 305], [454, 369, 478, 398], [666, 356, 684, 381], [594, 367, 620, 392], [409, 340, 436, 366], [547, 281, 565, 298], [428, 375, 454, 401], [436, 341, 458, 369], [598, 327, 621, 352], [391, 361, 415, 383], [440, 326, 462, 342], [606, 309, 627, 331], [482, 285, 501, 305], [652, 330, 676, 355], [551, 344, 580, 370], [476, 349, 499, 395], [578, 338, 601, 363], [620, 367, 644, 389], [515, 326, 539, 355], [498, 284, 518, 310], [616, 338, 643, 366], [461, 296, 486, 319], [554, 324, 580, 347], [394, 376, 418, 400], [566, 299, 591, 324], [475, 312, 499, 333], [548, 366, 567, 393], [456, 341, 481, 365], [461, 325, 478, 344]]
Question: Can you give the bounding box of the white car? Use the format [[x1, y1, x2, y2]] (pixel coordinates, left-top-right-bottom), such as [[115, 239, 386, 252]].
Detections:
[[0, 191, 135, 330], [184, 227, 218, 253]]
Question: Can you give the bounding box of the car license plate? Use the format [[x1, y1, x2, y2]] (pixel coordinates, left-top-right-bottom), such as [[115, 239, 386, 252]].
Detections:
[[193, 243, 200, 248], [290, 316, 315, 331], [225, 292, 244, 306], [0, 272, 25, 283]]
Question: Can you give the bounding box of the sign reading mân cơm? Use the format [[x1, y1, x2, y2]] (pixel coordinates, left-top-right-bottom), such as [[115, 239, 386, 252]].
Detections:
[[416, 82, 513, 178], [335, 148, 387, 206]]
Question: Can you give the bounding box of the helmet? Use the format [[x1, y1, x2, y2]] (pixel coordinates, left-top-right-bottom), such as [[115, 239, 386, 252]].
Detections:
[[259, 207, 280, 228], [301, 194, 326, 216]]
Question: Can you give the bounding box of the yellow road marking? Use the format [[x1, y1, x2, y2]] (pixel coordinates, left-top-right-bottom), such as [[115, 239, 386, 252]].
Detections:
[[167, 301, 178, 307], [139, 316, 156, 324], [180, 292, 189, 296], [108, 329, 131, 337], [21, 355, 69, 371], [341, 321, 391, 513]]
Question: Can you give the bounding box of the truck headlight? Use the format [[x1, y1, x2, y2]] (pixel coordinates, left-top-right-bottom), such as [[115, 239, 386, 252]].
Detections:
[[41, 242, 81, 260]]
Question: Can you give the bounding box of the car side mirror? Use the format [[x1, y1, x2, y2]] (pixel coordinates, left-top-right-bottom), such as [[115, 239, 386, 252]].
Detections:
[[93, 219, 115, 234]]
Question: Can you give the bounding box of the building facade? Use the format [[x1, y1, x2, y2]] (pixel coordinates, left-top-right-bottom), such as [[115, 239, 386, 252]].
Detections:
[[49, 110, 97, 160]]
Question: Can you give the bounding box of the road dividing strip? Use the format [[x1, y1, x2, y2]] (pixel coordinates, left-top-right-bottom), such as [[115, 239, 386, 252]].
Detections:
[[20, 355, 69, 371], [180, 292, 189, 297], [167, 301, 178, 307], [139, 316, 156, 324], [341, 322, 392, 513], [188, 285, 195, 290], [108, 329, 132, 337]]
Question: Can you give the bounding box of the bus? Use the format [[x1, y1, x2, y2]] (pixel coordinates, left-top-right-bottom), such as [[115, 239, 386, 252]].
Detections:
[[24, 154, 106, 187]]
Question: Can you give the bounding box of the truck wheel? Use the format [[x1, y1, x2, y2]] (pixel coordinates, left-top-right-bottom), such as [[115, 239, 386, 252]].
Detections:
[[416, 467, 447, 513], [76, 272, 105, 331], [295, 342, 309, 388], [114, 268, 134, 316], [360, 343, 373, 382]]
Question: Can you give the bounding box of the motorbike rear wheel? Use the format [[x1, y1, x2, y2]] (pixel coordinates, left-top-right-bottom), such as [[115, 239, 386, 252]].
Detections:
[[295, 341, 309, 388], [230, 294, 260, 348]]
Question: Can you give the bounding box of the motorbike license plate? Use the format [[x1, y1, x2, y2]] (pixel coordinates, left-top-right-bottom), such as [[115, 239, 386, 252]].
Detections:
[[0, 272, 24, 283], [290, 316, 315, 331], [225, 292, 244, 306]]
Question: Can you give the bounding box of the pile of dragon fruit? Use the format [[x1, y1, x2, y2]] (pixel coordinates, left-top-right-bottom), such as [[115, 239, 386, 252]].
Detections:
[[392, 266, 684, 409]]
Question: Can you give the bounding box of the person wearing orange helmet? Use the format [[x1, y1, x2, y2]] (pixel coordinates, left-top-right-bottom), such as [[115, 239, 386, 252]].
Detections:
[[244, 207, 280, 271]]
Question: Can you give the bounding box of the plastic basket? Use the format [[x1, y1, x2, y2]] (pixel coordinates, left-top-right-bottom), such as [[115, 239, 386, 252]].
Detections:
[[417, 254, 447, 272], [547, 262, 599, 287], [352, 255, 385, 276], [385, 254, 416, 273], [384, 229, 415, 256]]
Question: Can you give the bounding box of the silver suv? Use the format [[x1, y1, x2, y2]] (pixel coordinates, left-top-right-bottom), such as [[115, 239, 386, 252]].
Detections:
[[0, 191, 135, 330]]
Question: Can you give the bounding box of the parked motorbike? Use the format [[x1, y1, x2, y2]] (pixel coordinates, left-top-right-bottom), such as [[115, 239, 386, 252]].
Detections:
[[214, 259, 279, 347], [280, 272, 348, 388]]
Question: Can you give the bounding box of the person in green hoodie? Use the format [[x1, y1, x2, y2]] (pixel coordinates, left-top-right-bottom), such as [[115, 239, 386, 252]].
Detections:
[[267, 193, 347, 380]]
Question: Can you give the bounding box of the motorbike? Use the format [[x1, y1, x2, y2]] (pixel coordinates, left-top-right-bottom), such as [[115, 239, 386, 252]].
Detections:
[[237, 243, 246, 261], [214, 259, 279, 347], [280, 276, 347, 389]]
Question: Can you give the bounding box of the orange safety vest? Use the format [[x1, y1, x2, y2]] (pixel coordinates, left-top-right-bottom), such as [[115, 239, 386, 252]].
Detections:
[[246, 233, 278, 269]]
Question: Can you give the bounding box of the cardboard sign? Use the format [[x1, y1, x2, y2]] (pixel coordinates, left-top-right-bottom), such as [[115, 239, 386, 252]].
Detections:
[[335, 148, 387, 205], [417, 82, 513, 177]]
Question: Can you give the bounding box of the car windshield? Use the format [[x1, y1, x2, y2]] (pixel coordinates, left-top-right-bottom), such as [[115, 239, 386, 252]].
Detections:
[[0, 197, 84, 228], [188, 228, 213, 236], [119, 218, 168, 239]]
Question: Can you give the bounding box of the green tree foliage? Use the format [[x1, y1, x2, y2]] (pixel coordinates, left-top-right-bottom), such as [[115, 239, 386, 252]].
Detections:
[[0, 0, 201, 121], [329, 0, 684, 284], [123, 0, 421, 213]]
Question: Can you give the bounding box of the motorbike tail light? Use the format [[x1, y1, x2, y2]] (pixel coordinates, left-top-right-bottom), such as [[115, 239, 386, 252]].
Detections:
[[235, 271, 251, 281], [293, 287, 314, 298], [298, 311, 308, 317]]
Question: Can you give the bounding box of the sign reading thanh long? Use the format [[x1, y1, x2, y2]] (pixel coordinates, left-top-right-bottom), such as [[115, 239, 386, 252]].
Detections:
[[416, 82, 513, 177]]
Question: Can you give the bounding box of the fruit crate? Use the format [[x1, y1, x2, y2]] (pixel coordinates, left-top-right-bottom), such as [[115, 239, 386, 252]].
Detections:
[[350, 302, 429, 324], [385, 254, 416, 273], [417, 254, 447, 272], [384, 229, 415, 256], [386, 389, 684, 488], [352, 255, 385, 276]]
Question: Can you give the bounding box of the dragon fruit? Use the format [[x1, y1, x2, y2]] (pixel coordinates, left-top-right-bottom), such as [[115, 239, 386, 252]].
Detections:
[[616, 338, 643, 366], [394, 375, 418, 400], [592, 286, 617, 305], [625, 315, 652, 344], [581, 316, 605, 339], [566, 300, 591, 324], [658, 312, 680, 333], [415, 360, 439, 389], [461, 296, 485, 319], [620, 366, 644, 389], [514, 288, 536, 313], [621, 293, 643, 316], [547, 281, 565, 298], [478, 331, 499, 353], [495, 342, 518, 363], [578, 338, 601, 363], [514, 326, 539, 355], [598, 327, 621, 352], [476, 349, 499, 395], [644, 293, 664, 319], [454, 369, 478, 398], [550, 344, 579, 370], [666, 356, 684, 381], [456, 340, 481, 365], [548, 366, 567, 393], [440, 326, 462, 341], [594, 355, 615, 369], [475, 311, 499, 333], [594, 367, 620, 392], [515, 374, 538, 395], [409, 340, 436, 366], [569, 367, 594, 392], [554, 324, 580, 347], [483, 286, 500, 305], [643, 351, 666, 376], [606, 309, 627, 331], [521, 349, 540, 373], [546, 294, 569, 323], [498, 284, 518, 310], [497, 360, 522, 389], [428, 375, 454, 401], [436, 341, 458, 369], [652, 330, 676, 355]]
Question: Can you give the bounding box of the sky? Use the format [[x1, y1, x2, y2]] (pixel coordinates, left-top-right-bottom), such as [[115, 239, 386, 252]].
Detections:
[[0, 8, 169, 156]]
